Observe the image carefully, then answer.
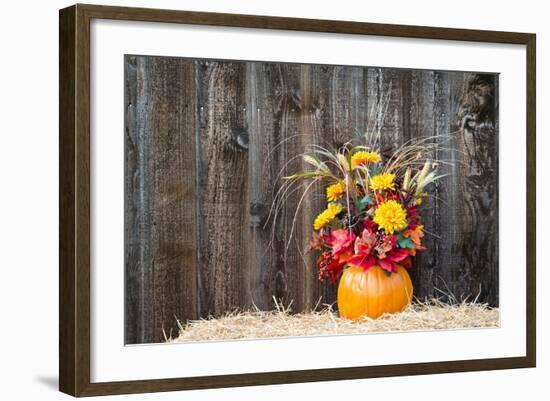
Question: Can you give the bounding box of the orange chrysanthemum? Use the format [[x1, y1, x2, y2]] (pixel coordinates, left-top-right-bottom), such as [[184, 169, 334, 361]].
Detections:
[[351, 151, 381, 168]]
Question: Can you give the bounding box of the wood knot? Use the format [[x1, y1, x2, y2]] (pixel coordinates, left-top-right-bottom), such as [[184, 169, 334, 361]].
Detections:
[[289, 89, 303, 111], [249, 202, 268, 227], [232, 127, 249, 151], [458, 74, 496, 128]]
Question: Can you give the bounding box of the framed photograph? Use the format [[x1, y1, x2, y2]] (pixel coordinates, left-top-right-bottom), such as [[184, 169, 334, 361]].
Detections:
[[59, 4, 536, 397]]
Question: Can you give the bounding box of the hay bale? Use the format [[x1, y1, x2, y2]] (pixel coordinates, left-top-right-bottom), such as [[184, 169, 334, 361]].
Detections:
[[169, 301, 499, 343]]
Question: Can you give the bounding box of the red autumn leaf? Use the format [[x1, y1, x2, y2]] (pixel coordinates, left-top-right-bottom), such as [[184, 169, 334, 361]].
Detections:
[[376, 247, 409, 273], [354, 228, 377, 256], [347, 254, 375, 271], [387, 248, 409, 262], [324, 229, 356, 257], [377, 258, 395, 273]]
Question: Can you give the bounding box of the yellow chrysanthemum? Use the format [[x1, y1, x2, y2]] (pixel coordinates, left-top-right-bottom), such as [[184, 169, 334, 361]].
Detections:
[[370, 172, 396, 191], [351, 151, 381, 168], [373, 200, 407, 234], [326, 181, 345, 202], [313, 203, 343, 230]]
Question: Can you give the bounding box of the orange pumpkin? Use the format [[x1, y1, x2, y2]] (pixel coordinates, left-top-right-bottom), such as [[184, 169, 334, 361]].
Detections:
[[337, 264, 413, 320]]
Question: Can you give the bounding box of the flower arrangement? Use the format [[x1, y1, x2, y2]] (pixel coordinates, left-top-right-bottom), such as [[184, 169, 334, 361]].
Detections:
[[284, 140, 441, 284]]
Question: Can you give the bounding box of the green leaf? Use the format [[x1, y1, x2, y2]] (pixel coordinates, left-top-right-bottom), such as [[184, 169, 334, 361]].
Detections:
[[358, 195, 373, 211], [396, 232, 415, 249], [369, 165, 382, 176]]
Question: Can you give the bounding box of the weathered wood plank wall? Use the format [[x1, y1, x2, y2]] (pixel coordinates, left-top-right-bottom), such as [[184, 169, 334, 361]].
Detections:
[[125, 56, 199, 344], [125, 56, 499, 344]]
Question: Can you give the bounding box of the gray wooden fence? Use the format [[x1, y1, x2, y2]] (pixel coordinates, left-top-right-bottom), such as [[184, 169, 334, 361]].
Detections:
[[124, 55, 498, 344]]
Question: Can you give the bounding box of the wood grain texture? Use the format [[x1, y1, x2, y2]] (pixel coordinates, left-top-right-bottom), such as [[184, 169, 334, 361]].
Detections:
[[79, 4, 534, 45], [149, 58, 199, 340], [245, 62, 287, 310], [285, 64, 324, 312], [124, 56, 154, 344], [125, 57, 501, 343], [59, 5, 76, 394], [125, 57, 199, 343], [407, 70, 436, 299], [432, 71, 465, 302], [269, 63, 316, 312], [457, 73, 499, 306], [195, 61, 249, 317]]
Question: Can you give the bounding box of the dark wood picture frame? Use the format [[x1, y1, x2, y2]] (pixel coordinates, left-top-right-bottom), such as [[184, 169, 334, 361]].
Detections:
[[59, 3, 536, 397]]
